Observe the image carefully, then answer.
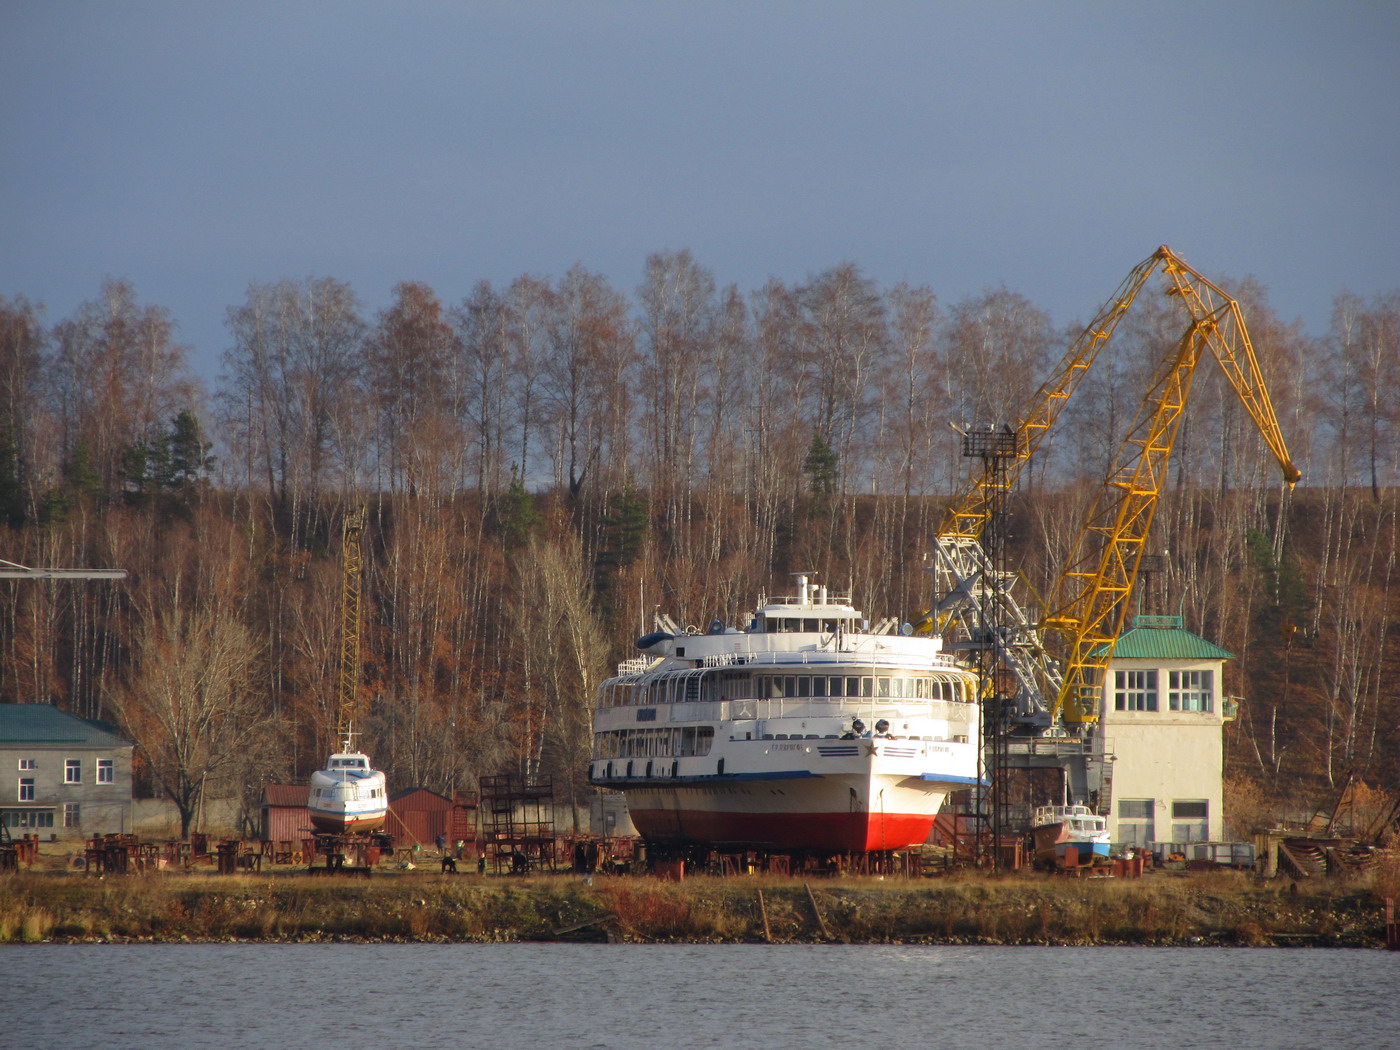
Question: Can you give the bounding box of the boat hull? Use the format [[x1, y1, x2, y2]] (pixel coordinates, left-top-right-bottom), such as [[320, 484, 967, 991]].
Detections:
[[1032, 814, 1111, 867], [613, 771, 967, 853], [627, 801, 935, 853], [307, 755, 387, 834], [307, 807, 388, 834]]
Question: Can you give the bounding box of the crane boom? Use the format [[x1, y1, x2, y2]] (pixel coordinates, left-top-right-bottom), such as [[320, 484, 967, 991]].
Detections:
[[0, 559, 126, 580], [336, 508, 365, 745], [937, 251, 1164, 543], [933, 246, 1300, 729], [1043, 247, 1299, 724], [1156, 249, 1301, 486]]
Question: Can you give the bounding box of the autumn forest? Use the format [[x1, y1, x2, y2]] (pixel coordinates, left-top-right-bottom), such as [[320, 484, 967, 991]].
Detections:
[[1, 248, 1397, 835]]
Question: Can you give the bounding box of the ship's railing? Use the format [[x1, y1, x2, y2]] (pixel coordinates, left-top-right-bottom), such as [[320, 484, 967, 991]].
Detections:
[[1006, 737, 1096, 756], [710, 649, 966, 670], [761, 594, 853, 607], [718, 697, 976, 724], [610, 647, 967, 681]]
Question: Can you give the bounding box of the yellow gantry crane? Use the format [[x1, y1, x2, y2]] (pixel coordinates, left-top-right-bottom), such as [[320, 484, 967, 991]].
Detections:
[[933, 246, 1300, 729]]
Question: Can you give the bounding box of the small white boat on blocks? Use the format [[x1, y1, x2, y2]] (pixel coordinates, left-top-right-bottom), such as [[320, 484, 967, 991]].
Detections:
[[307, 735, 388, 834]]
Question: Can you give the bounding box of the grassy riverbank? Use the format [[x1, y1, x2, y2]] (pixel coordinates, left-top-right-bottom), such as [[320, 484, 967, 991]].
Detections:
[[2, 862, 1395, 946]]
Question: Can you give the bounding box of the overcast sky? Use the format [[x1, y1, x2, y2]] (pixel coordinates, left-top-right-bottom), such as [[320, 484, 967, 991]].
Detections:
[[3, 1, 1397, 383]]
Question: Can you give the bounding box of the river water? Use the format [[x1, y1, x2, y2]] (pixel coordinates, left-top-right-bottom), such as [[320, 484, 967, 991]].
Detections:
[[3, 942, 1393, 1048]]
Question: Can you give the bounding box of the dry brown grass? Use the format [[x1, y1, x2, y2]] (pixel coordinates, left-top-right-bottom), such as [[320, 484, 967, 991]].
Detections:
[[0, 863, 1392, 946]]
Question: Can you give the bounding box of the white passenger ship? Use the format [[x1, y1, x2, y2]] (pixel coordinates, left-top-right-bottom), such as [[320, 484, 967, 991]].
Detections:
[[307, 736, 388, 834], [589, 576, 982, 855]]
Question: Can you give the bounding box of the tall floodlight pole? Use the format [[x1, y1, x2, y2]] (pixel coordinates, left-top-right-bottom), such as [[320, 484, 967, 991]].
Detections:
[[960, 425, 1020, 871]]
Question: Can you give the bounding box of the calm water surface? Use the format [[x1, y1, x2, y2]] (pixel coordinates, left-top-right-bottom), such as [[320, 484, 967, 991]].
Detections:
[[2, 943, 1394, 1048]]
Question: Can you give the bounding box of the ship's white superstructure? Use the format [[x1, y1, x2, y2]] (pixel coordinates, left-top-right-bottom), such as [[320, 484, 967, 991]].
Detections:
[[589, 576, 981, 854]]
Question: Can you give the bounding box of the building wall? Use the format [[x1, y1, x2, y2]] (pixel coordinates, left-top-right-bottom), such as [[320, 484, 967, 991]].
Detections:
[[1, 743, 134, 838], [262, 806, 314, 843], [386, 789, 453, 847], [1098, 657, 1226, 849]]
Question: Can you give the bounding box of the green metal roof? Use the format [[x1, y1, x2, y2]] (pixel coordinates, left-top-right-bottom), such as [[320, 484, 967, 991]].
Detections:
[[1095, 615, 1234, 661], [0, 703, 132, 748]]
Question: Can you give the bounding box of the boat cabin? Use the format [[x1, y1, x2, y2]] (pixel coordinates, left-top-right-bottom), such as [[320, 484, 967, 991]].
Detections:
[[1034, 804, 1106, 835], [326, 754, 371, 772]]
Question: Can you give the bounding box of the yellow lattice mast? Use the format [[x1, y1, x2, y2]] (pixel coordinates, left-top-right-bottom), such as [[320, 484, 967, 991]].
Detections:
[[336, 507, 365, 748]]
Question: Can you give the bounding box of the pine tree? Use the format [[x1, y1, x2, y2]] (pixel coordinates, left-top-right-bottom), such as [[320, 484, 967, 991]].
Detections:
[[803, 432, 839, 497]]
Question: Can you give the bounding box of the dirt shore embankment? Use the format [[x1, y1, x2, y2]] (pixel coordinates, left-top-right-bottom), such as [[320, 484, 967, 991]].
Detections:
[[2, 865, 1394, 946]]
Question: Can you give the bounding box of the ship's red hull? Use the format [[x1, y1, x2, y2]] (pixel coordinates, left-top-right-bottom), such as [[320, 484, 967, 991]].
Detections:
[[625, 805, 936, 853]]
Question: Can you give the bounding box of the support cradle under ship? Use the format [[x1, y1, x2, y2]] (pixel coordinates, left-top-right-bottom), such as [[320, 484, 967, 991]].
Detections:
[[589, 576, 982, 855]]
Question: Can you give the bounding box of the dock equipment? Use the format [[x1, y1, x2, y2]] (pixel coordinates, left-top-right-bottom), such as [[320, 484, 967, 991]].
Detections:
[[928, 246, 1300, 862], [306, 832, 389, 876], [479, 774, 556, 874]]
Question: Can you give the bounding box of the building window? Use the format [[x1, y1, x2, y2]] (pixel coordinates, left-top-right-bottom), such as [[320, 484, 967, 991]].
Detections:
[[1114, 670, 1157, 711], [2, 809, 54, 828], [1172, 799, 1209, 842], [18, 778, 35, 802], [65, 759, 82, 784], [64, 803, 81, 828], [1117, 799, 1155, 846], [1168, 670, 1213, 712], [18, 758, 36, 771], [97, 759, 114, 784]]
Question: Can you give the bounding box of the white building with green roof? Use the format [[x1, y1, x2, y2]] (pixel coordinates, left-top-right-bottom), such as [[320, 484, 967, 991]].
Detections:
[[0, 703, 134, 838], [1097, 615, 1234, 851]]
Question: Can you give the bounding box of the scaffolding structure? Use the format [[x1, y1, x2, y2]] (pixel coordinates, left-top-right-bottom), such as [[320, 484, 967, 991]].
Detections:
[[479, 774, 556, 874], [960, 423, 1020, 868]]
